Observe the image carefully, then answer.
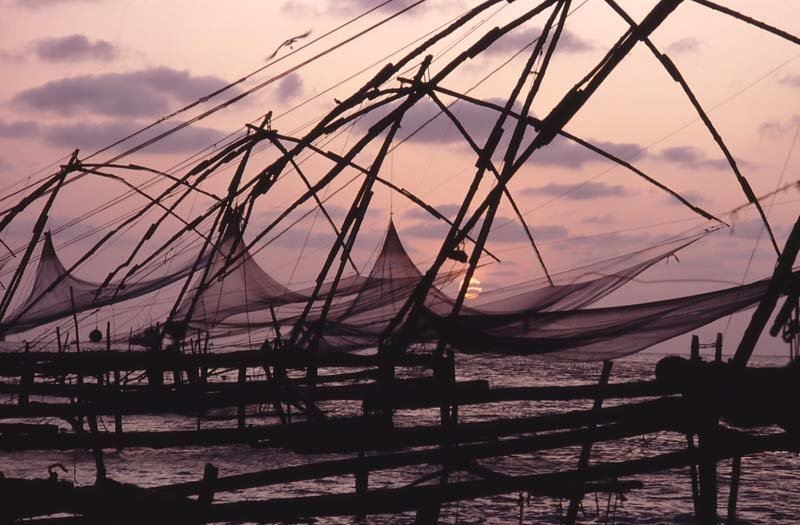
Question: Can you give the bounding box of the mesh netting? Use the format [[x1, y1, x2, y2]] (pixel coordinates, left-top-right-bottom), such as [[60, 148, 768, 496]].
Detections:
[[0, 233, 201, 335]]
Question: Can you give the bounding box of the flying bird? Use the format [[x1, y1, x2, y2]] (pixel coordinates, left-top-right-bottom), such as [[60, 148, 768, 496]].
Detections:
[[267, 30, 312, 60]]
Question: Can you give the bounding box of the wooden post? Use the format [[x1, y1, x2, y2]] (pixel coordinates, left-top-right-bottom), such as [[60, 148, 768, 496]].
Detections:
[[108, 322, 122, 438], [733, 214, 800, 367], [565, 360, 613, 524], [727, 456, 742, 525], [237, 366, 247, 430], [201, 331, 210, 383], [355, 450, 368, 520], [87, 410, 107, 483], [697, 422, 719, 524], [19, 342, 32, 407], [687, 433, 701, 517], [198, 463, 218, 508], [691, 334, 700, 361], [715, 333, 723, 362], [70, 288, 84, 433]]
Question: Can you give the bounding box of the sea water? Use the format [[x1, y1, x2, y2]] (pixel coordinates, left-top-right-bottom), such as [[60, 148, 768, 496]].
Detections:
[[2, 353, 798, 524]]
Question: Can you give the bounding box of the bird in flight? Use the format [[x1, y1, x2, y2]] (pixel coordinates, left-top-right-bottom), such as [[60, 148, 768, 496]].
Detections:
[[267, 30, 312, 60]]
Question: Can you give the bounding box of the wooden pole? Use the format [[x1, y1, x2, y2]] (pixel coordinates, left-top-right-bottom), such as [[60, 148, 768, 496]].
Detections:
[[697, 422, 719, 524], [733, 214, 800, 367], [686, 433, 701, 517], [198, 463, 218, 508], [87, 410, 107, 482], [108, 322, 122, 438], [19, 342, 32, 407], [0, 153, 77, 323], [237, 366, 247, 430], [691, 334, 701, 361], [726, 456, 742, 525], [715, 333, 723, 362], [70, 287, 84, 431], [565, 360, 613, 524]]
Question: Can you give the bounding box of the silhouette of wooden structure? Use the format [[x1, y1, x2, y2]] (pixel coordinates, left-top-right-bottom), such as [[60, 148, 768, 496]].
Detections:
[[1, 0, 799, 523]]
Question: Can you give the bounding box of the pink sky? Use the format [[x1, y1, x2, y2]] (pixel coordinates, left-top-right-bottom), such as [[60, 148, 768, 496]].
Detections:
[[0, 0, 799, 356]]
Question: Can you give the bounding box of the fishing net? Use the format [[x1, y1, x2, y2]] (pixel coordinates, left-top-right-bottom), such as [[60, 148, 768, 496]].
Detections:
[[423, 274, 788, 361], [0, 232, 201, 336]]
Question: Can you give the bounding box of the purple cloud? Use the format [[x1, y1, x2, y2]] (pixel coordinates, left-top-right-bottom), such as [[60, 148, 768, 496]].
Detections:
[[274, 73, 304, 104], [533, 137, 644, 168], [664, 37, 702, 55], [0, 119, 40, 137], [15, 0, 104, 7], [402, 215, 567, 245], [778, 74, 800, 88], [487, 27, 595, 56], [656, 146, 730, 170], [283, 0, 459, 17], [367, 99, 645, 169], [403, 203, 462, 222], [41, 120, 229, 154], [34, 34, 116, 62], [582, 214, 614, 225], [13, 67, 236, 118], [728, 218, 787, 241], [760, 114, 800, 137], [662, 190, 705, 207], [489, 221, 567, 243], [522, 181, 633, 200]]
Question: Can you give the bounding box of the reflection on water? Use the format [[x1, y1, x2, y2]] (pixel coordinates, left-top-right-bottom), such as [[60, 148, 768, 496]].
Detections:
[[3, 353, 798, 524]]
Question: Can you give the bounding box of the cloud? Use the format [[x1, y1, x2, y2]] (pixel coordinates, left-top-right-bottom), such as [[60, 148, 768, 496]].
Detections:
[[401, 221, 451, 241], [533, 137, 644, 168], [489, 221, 567, 243], [402, 215, 567, 245], [655, 146, 730, 170], [274, 73, 303, 104], [778, 74, 800, 88], [283, 0, 462, 17], [13, 0, 103, 7], [13, 67, 235, 118], [41, 120, 228, 154], [521, 181, 633, 200], [375, 99, 645, 169], [33, 34, 116, 62], [403, 203, 462, 222], [727, 217, 785, 241], [0, 49, 25, 63], [760, 114, 800, 137], [0, 157, 7, 172], [664, 37, 702, 55], [0, 119, 40, 138], [662, 190, 705, 207], [582, 214, 614, 225], [487, 27, 595, 56]]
